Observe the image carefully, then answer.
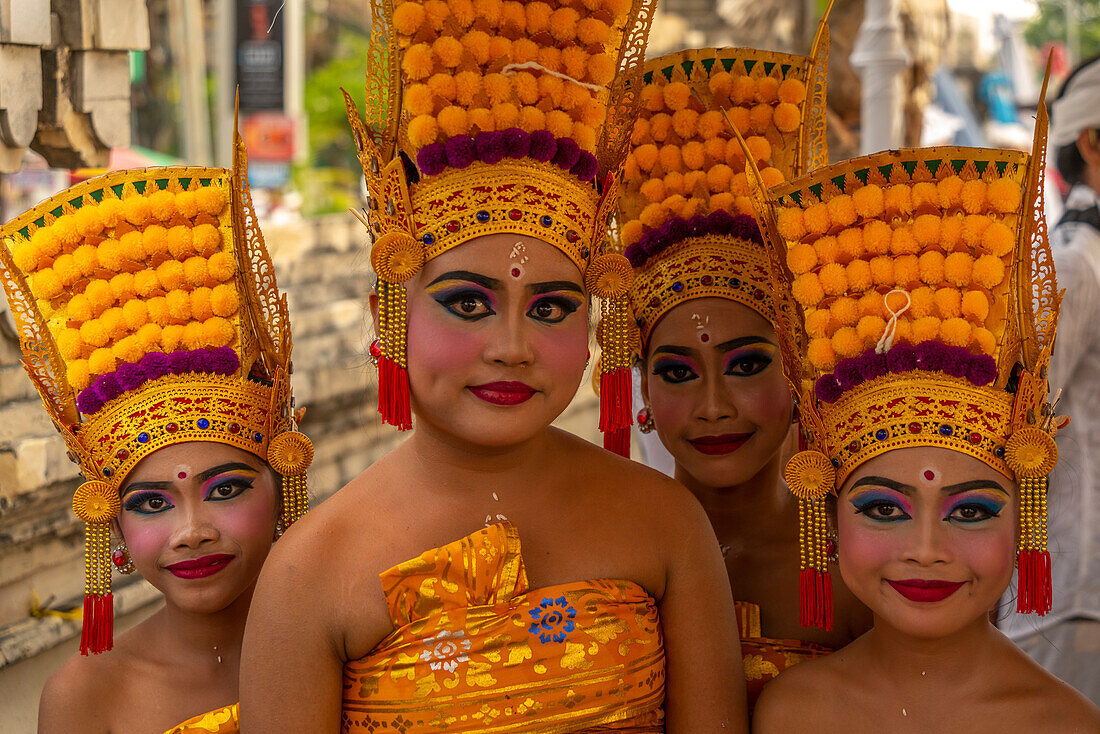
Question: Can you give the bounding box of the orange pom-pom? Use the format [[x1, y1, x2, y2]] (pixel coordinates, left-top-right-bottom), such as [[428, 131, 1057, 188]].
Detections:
[[961, 290, 989, 322], [561, 47, 588, 81], [760, 166, 785, 190], [112, 334, 144, 364], [203, 317, 235, 348], [703, 137, 727, 167], [109, 273, 136, 304], [987, 177, 1023, 214], [885, 184, 913, 216], [78, 317, 110, 349], [697, 110, 725, 140], [123, 196, 153, 227], [805, 309, 833, 338], [638, 203, 669, 229], [792, 272, 824, 307], [748, 104, 772, 134], [944, 252, 973, 287], [454, 71, 483, 106], [893, 317, 914, 344], [911, 214, 940, 247], [548, 6, 579, 42], [393, 2, 426, 35], [827, 195, 857, 228], [499, 1, 525, 30], [709, 192, 735, 212], [830, 297, 860, 326], [174, 191, 199, 219], [661, 194, 688, 218], [68, 359, 91, 391], [559, 82, 589, 112], [160, 323, 184, 352], [890, 226, 920, 255], [647, 113, 671, 143], [940, 317, 972, 347], [489, 102, 517, 130], [862, 220, 891, 255], [518, 106, 545, 132], [155, 260, 183, 292], [657, 144, 682, 173], [524, 1, 552, 33], [787, 243, 817, 274], [53, 216, 81, 248], [808, 337, 837, 370], [577, 17, 609, 45], [31, 269, 63, 300], [468, 108, 494, 132], [960, 179, 986, 214], [639, 179, 666, 203], [981, 220, 1014, 257], [912, 316, 941, 343], [680, 141, 706, 170], [536, 46, 561, 74], [437, 106, 469, 137], [407, 114, 440, 147], [432, 36, 463, 68], [98, 198, 125, 228], [72, 207, 101, 240], [724, 107, 751, 137], [620, 219, 644, 248], [31, 227, 62, 262], [972, 254, 1006, 289], [537, 74, 563, 106], [709, 71, 733, 99], [961, 214, 991, 250], [756, 76, 780, 103], [122, 299, 149, 331], [706, 164, 733, 193], [832, 326, 863, 359], [211, 284, 239, 318], [672, 109, 699, 139], [804, 203, 830, 235], [73, 244, 99, 277], [427, 73, 457, 100], [837, 228, 863, 262], [934, 287, 961, 319], [847, 259, 873, 292], [511, 71, 539, 105], [662, 82, 691, 112], [918, 250, 945, 286], [149, 190, 177, 222], [137, 225, 166, 259], [912, 182, 938, 211], [460, 30, 492, 65], [68, 293, 94, 323], [973, 327, 996, 355], [136, 323, 161, 351], [586, 53, 616, 86], [545, 110, 573, 138], [183, 321, 205, 350], [88, 347, 116, 377], [778, 77, 807, 104], [472, 0, 501, 25], [773, 103, 801, 133], [641, 85, 664, 112], [909, 286, 935, 319], [165, 289, 191, 322], [731, 75, 755, 106], [134, 270, 160, 298], [57, 329, 84, 360], [894, 255, 919, 288], [814, 235, 838, 265], [869, 255, 894, 286], [183, 256, 208, 286], [193, 224, 222, 258], [857, 315, 887, 344], [733, 196, 754, 216], [53, 254, 79, 286], [853, 185, 884, 219], [729, 172, 750, 197], [404, 84, 435, 117], [207, 252, 236, 283], [858, 291, 885, 319], [940, 215, 964, 252], [11, 237, 41, 272], [937, 175, 964, 209], [402, 44, 435, 80], [572, 121, 597, 152]]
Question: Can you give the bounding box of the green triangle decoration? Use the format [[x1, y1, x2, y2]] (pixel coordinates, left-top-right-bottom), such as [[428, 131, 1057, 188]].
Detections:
[[643, 70, 653, 84], [721, 57, 734, 72], [853, 168, 870, 185], [831, 175, 846, 190], [925, 159, 942, 176], [744, 60, 757, 74], [762, 61, 775, 76], [681, 61, 693, 77], [789, 190, 803, 206], [700, 58, 715, 74], [900, 161, 917, 177], [199, 178, 211, 186], [89, 189, 104, 203], [661, 65, 674, 81], [994, 161, 1008, 175], [877, 164, 893, 180], [950, 159, 965, 174], [50, 206, 63, 219], [974, 160, 989, 176], [179, 178, 192, 189], [809, 182, 823, 199], [111, 184, 125, 199], [154, 178, 170, 190], [780, 64, 792, 76], [69, 197, 83, 210]]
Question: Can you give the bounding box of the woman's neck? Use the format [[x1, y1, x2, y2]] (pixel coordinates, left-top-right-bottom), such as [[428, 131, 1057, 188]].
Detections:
[[151, 583, 255, 668], [404, 417, 555, 488], [864, 612, 1002, 690], [674, 449, 790, 537]]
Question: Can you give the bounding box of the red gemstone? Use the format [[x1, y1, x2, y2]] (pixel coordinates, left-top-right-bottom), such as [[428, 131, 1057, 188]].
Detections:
[[968, 432, 981, 444], [228, 422, 240, 434], [754, 288, 765, 299], [165, 422, 178, 433], [111, 549, 127, 568], [849, 440, 860, 452], [649, 297, 660, 308], [566, 230, 579, 243], [636, 408, 649, 424], [369, 339, 382, 358], [908, 422, 921, 433], [825, 538, 836, 557], [115, 449, 129, 461], [701, 275, 713, 286], [508, 209, 522, 220], [445, 220, 461, 232]]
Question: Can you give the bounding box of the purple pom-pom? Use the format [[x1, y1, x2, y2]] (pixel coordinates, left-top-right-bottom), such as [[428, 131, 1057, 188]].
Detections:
[[886, 342, 917, 373], [664, 217, 689, 246], [501, 128, 530, 158], [915, 340, 947, 372], [116, 362, 146, 392], [529, 130, 556, 162], [444, 135, 476, 169], [729, 214, 761, 243], [687, 214, 709, 238], [76, 387, 105, 415], [625, 242, 646, 267], [860, 350, 889, 381], [416, 143, 448, 176], [815, 374, 843, 403], [475, 131, 507, 165], [707, 209, 735, 235], [141, 352, 170, 380], [188, 348, 215, 373], [571, 151, 598, 181], [639, 229, 663, 256], [168, 350, 194, 374], [835, 358, 864, 391], [966, 354, 998, 386], [941, 345, 971, 378], [208, 347, 240, 375], [93, 373, 123, 404], [551, 137, 581, 170]]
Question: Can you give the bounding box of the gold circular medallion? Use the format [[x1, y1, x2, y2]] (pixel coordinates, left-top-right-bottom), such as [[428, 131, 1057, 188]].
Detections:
[[1004, 427, 1057, 478], [784, 451, 835, 500], [72, 480, 121, 524], [268, 431, 314, 476]]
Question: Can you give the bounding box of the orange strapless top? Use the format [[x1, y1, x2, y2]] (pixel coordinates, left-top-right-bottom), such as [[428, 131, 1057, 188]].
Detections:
[[734, 600, 832, 714], [341, 522, 665, 732], [163, 703, 238, 733]]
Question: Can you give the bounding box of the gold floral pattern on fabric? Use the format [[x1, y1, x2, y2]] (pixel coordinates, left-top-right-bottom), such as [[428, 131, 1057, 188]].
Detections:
[[163, 703, 239, 734], [734, 601, 831, 715], [342, 523, 665, 733]]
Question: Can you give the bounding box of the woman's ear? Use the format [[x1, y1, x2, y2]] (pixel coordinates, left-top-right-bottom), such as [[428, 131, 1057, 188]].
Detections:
[[638, 356, 650, 405], [368, 286, 380, 334], [1076, 128, 1100, 167]]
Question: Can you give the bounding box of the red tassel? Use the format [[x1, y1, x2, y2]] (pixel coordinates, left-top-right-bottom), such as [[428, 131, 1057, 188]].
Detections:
[[599, 367, 632, 429], [1016, 549, 1052, 615], [378, 356, 412, 431], [798, 568, 833, 630], [79, 594, 114, 655], [604, 427, 630, 457]]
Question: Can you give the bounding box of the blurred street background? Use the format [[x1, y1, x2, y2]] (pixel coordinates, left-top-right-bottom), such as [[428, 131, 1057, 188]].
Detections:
[[0, 0, 1093, 729]]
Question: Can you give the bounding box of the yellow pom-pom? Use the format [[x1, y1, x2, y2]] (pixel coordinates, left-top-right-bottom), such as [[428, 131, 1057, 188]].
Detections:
[[934, 287, 961, 319], [918, 250, 945, 286], [123, 196, 154, 227], [165, 225, 195, 260], [937, 175, 963, 209], [30, 269, 62, 300], [827, 195, 857, 228], [88, 347, 116, 376], [760, 166, 785, 189], [136, 323, 161, 351], [85, 280, 114, 314], [776, 207, 806, 242], [857, 315, 886, 343], [787, 243, 817, 274], [858, 291, 885, 319], [134, 270, 160, 298], [773, 103, 801, 133], [909, 286, 935, 319], [68, 293, 93, 323], [756, 76, 780, 104], [808, 337, 837, 370], [860, 220, 890, 256], [885, 184, 913, 216], [940, 317, 971, 346], [890, 226, 920, 255], [73, 244, 99, 277], [910, 214, 939, 247], [792, 272, 824, 307], [912, 182, 938, 211], [32, 226, 63, 260], [988, 177, 1023, 214], [847, 259, 873, 292], [586, 53, 616, 87], [149, 190, 177, 222], [518, 106, 545, 132], [160, 323, 184, 352], [893, 317, 913, 344], [98, 198, 125, 228], [195, 223, 224, 258], [477, 72, 506, 105], [804, 203, 831, 235], [109, 273, 136, 303], [819, 263, 848, 296], [73, 206, 103, 238], [778, 77, 806, 104], [122, 299, 149, 331], [961, 214, 991, 250], [157, 260, 185, 292], [972, 254, 1006, 289], [940, 215, 964, 252], [912, 316, 941, 343], [174, 190, 199, 219], [53, 216, 81, 248], [696, 110, 724, 140], [805, 309, 833, 338], [404, 84, 435, 117], [832, 326, 863, 359], [436, 106, 468, 138], [393, 1, 426, 34], [211, 284, 239, 318], [961, 290, 989, 322], [960, 179, 986, 214], [139, 224, 167, 259], [814, 235, 838, 265], [53, 254, 79, 287], [577, 16, 609, 45], [11, 237, 41, 272], [545, 110, 573, 139], [852, 185, 884, 220], [894, 254, 919, 288], [402, 44, 434, 80], [57, 329, 84, 360], [147, 296, 170, 327], [831, 297, 859, 327], [869, 255, 894, 287], [183, 256, 207, 286], [432, 36, 463, 68], [981, 220, 1014, 257], [749, 104, 772, 134], [67, 359, 91, 390], [671, 109, 698, 139], [183, 321, 205, 350], [572, 122, 597, 152], [203, 317, 235, 349], [973, 327, 996, 355], [944, 252, 973, 287], [837, 228, 863, 262], [112, 334, 144, 364]]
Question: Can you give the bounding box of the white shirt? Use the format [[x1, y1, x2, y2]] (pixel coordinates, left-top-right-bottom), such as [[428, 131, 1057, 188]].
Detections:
[[1002, 184, 1100, 637]]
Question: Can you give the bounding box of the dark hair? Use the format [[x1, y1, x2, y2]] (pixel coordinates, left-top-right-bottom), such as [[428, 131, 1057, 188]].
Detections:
[[1052, 54, 1100, 184]]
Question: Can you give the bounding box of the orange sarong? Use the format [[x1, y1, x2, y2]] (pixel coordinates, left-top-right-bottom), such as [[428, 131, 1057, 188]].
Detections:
[[163, 703, 239, 734], [735, 600, 832, 714], [341, 522, 665, 732]]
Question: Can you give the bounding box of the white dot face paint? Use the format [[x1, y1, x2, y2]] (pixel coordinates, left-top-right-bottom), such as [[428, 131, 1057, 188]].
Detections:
[[691, 312, 711, 344], [509, 241, 528, 279]]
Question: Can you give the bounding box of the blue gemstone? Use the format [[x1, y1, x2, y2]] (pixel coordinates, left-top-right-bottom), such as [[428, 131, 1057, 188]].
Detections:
[[636, 317, 644, 328], [671, 281, 683, 292], [875, 428, 888, 441], [197, 418, 210, 430], [137, 432, 149, 443], [730, 278, 741, 288], [939, 424, 954, 436], [253, 432, 263, 442], [422, 233, 434, 245], [103, 467, 113, 477], [539, 215, 552, 227], [831, 458, 840, 468], [994, 445, 1005, 457], [475, 210, 490, 222]]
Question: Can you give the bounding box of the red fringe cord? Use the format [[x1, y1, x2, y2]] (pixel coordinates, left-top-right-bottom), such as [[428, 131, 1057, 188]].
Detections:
[[798, 568, 833, 631], [378, 356, 412, 431], [604, 427, 630, 457], [79, 594, 114, 656], [1016, 549, 1052, 615], [599, 368, 633, 457]]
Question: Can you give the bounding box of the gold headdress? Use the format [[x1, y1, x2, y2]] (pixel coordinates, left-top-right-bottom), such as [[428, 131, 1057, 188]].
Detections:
[[606, 11, 830, 455], [747, 67, 1061, 628], [0, 132, 311, 654], [345, 0, 656, 446]]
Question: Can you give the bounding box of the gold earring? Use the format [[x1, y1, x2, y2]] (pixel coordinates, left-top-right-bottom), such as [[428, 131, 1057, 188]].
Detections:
[[637, 406, 655, 434], [111, 541, 135, 575]]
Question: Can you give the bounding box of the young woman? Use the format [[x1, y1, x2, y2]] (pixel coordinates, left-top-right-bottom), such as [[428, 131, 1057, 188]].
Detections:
[[612, 35, 872, 711], [238, 0, 744, 731], [0, 153, 311, 733], [745, 98, 1100, 730]]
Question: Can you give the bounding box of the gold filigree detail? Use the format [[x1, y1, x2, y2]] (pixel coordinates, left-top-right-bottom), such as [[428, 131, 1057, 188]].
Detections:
[[72, 481, 120, 524], [784, 451, 834, 500], [1005, 427, 1057, 478]]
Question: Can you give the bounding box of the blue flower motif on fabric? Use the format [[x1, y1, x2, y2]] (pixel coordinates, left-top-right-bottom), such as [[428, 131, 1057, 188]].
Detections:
[[528, 596, 577, 643]]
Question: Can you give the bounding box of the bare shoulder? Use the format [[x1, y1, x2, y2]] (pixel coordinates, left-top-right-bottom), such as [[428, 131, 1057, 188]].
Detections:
[[753, 646, 851, 731], [38, 649, 124, 733], [999, 641, 1100, 731]]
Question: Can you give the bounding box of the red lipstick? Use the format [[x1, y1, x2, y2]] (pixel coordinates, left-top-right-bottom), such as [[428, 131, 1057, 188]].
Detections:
[[468, 381, 536, 406], [887, 578, 965, 603], [166, 554, 235, 579], [687, 433, 752, 456]]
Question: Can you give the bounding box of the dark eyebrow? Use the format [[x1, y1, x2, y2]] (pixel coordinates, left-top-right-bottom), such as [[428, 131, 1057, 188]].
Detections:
[[529, 280, 583, 295], [651, 345, 696, 357], [850, 476, 915, 494], [197, 462, 259, 483], [122, 481, 173, 496], [942, 479, 1009, 496], [715, 335, 777, 352], [426, 270, 500, 290]]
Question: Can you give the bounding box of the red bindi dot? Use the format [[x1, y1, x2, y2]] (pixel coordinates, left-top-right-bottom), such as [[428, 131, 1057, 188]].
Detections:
[[178, 472, 187, 479], [700, 333, 710, 343], [511, 267, 521, 278], [923, 470, 935, 481]]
